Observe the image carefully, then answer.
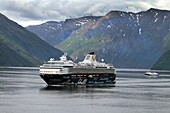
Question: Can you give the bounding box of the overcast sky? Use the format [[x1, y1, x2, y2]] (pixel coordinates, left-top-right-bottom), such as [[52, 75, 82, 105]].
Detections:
[[0, 0, 170, 27]]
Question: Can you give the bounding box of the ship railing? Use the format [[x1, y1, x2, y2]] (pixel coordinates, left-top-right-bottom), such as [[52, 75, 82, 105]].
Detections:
[[43, 63, 74, 67]]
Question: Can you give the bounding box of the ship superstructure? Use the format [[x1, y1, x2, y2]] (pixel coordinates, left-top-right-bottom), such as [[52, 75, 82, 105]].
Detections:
[[39, 52, 116, 86]]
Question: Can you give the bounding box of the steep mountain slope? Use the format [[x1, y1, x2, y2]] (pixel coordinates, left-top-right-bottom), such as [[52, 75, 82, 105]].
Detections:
[[26, 16, 101, 46], [0, 13, 64, 66], [152, 31, 170, 70], [152, 50, 170, 70], [57, 8, 170, 68], [26, 8, 170, 68]]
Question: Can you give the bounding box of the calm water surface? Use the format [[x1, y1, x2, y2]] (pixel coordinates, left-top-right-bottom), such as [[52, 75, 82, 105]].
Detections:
[[0, 67, 170, 113]]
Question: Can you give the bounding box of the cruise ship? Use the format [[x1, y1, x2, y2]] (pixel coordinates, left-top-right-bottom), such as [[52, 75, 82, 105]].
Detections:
[[39, 52, 116, 86]]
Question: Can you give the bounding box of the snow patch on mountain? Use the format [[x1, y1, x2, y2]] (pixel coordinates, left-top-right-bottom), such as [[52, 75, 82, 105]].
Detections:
[[163, 16, 167, 22], [154, 18, 158, 22], [154, 12, 158, 17], [136, 14, 140, 25], [107, 25, 112, 29], [139, 28, 142, 35]]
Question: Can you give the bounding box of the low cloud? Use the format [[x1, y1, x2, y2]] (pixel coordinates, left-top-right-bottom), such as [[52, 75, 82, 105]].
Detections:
[[0, 0, 169, 26]]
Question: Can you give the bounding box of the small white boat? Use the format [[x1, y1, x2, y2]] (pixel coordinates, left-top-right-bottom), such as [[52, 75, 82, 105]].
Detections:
[[145, 71, 159, 77]]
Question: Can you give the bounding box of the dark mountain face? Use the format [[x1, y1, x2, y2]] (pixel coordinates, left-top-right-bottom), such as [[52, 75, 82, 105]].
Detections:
[[0, 13, 64, 66], [26, 8, 170, 68], [152, 50, 170, 70]]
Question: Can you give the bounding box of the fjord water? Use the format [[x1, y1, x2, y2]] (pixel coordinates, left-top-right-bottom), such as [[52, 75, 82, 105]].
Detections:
[[1, 67, 170, 113]]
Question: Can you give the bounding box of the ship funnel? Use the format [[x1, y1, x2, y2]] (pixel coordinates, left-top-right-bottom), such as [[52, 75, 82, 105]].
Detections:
[[82, 52, 96, 63], [89, 52, 95, 55], [60, 53, 67, 61]]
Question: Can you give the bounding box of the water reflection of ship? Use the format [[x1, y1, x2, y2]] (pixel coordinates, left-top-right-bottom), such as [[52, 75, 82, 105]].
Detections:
[[39, 52, 116, 86], [40, 85, 115, 93]]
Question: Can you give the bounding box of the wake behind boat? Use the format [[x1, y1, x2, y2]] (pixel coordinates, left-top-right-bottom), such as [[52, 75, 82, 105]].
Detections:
[[39, 52, 116, 86]]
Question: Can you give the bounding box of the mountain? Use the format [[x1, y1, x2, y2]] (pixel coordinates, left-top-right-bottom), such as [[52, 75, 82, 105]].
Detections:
[[0, 13, 64, 67], [152, 50, 170, 70], [26, 8, 170, 68], [26, 16, 101, 46]]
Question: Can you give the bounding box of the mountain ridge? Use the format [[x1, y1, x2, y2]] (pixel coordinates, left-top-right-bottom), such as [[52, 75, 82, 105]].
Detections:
[[26, 16, 101, 46], [26, 8, 170, 69], [0, 13, 64, 66]]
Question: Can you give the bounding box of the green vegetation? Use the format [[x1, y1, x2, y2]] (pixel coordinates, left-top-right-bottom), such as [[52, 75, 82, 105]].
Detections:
[[26, 9, 170, 69], [56, 9, 170, 69], [0, 13, 63, 66], [152, 50, 170, 70], [151, 33, 170, 70]]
